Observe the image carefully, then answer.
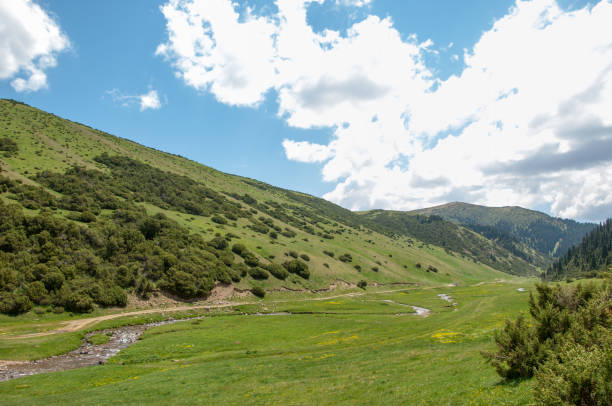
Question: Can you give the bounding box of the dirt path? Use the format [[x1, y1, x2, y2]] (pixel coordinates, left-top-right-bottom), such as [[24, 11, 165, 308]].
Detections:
[[5, 286, 423, 340], [4, 302, 249, 340]]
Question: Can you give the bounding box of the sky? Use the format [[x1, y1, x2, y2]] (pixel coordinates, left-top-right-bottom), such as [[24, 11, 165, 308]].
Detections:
[[1, 0, 611, 222]]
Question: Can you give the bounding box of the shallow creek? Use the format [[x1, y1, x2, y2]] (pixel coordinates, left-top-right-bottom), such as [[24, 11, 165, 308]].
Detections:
[[0, 318, 193, 382]]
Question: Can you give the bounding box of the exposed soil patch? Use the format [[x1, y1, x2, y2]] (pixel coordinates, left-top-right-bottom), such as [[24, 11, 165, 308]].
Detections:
[[207, 283, 235, 303]]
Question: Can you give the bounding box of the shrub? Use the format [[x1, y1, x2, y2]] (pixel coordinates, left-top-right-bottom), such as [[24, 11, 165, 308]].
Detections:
[[372, 266, 379, 272], [323, 250, 335, 258], [0, 137, 18, 156], [484, 282, 612, 383], [208, 236, 228, 250], [357, 280, 367, 289], [233, 263, 249, 277], [287, 250, 298, 258], [269, 231, 278, 239], [243, 253, 260, 267], [136, 277, 155, 299], [482, 313, 545, 379], [299, 254, 310, 261], [323, 263, 329, 268], [248, 267, 269, 280], [94, 284, 127, 307], [416, 263, 422, 268], [0, 292, 32, 315], [251, 286, 265, 298], [232, 243, 247, 255], [24, 281, 48, 304], [427, 265, 439, 273], [338, 253, 352, 263], [281, 229, 296, 238], [211, 215, 227, 225], [78, 210, 97, 223], [282, 259, 310, 279], [534, 339, 612, 405], [354, 264, 362, 271], [43, 272, 65, 291], [264, 263, 289, 280]]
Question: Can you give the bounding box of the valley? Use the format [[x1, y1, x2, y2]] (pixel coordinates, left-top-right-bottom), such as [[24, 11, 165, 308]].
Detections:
[[0, 99, 607, 405]]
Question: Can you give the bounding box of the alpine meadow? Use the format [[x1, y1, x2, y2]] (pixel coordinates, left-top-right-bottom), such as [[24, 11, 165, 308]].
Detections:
[[1, 0, 611, 405]]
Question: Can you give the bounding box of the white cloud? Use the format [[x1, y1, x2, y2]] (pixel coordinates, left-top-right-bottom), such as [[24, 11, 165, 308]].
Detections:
[[107, 89, 163, 111], [282, 139, 333, 162], [0, 0, 69, 92], [335, 0, 371, 6], [158, 0, 612, 221], [156, 0, 277, 106], [138, 90, 162, 111]]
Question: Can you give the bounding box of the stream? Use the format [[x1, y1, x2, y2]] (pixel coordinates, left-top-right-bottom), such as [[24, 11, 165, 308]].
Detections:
[[0, 318, 193, 382]]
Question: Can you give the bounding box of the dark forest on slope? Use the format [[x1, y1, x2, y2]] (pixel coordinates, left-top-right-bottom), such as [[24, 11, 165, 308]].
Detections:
[[545, 219, 612, 280]]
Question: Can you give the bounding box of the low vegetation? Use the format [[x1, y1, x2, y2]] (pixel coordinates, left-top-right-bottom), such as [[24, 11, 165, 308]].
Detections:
[[483, 281, 612, 404]]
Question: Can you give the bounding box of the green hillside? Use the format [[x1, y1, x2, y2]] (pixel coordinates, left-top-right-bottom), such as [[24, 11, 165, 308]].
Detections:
[[408, 202, 595, 259], [544, 219, 612, 280], [359, 210, 540, 276], [0, 99, 512, 315]]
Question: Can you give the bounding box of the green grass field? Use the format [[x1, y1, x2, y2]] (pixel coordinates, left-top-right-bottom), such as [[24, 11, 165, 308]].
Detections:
[[0, 281, 536, 405]]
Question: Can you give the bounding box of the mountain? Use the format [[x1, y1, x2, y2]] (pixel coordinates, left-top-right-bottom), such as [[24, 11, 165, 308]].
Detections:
[[0, 99, 513, 315], [408, 202, 595, 260], [544, 219, 612, 280], [358, 210, 541, 276]]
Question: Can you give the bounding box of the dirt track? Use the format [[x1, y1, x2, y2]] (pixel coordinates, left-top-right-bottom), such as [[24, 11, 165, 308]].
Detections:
[[4, 286, 423, 340], [5, 303, 248, 340]]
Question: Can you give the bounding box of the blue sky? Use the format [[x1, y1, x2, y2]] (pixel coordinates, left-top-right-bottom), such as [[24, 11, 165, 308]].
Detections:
[[1, 0, 611, 221]]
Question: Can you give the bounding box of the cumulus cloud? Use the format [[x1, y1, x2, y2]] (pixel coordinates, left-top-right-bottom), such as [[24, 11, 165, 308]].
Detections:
[[107, 89, 163, 111], [282, 139, 333, 162], [156, 0, 277, 106], [158, 0, 612, 221], [0, 0, 70, 92]]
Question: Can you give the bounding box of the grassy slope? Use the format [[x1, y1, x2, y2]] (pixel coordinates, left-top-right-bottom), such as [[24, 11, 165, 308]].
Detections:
[[408, 201, 595, 257], [358, 209, 540, 276], [0, 281, 536, 405], [0, 99, 508, 292]]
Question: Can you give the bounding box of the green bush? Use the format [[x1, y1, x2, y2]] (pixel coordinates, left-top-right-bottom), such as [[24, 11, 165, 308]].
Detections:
[[323, 250, 335, 258], [0, 292, 32, 315], [264, 263, 289, 280], [211, 215, 227, 225], [94, 283, 127, 307], [78, 210, 97, 223], [338, 253, 352, 262], [372, 266, 379, 272], [232, 243, 247, 255], [0, 137, 18, 156], [484, 281, 612, 389], [282, 259, 310, 279], [24, 281, 48, 304], [357, 280, 367, 289], [299, 254, 310, 261], [208, 236, 228, 250], [482, 313, 545, 379], [287, 250, 298, 258], [248, 267, 269, 280], [534, 338, 612, 405], [243, 253, 260, 267], [43, 272, 65, 291], [251, 286, 265, 298]]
